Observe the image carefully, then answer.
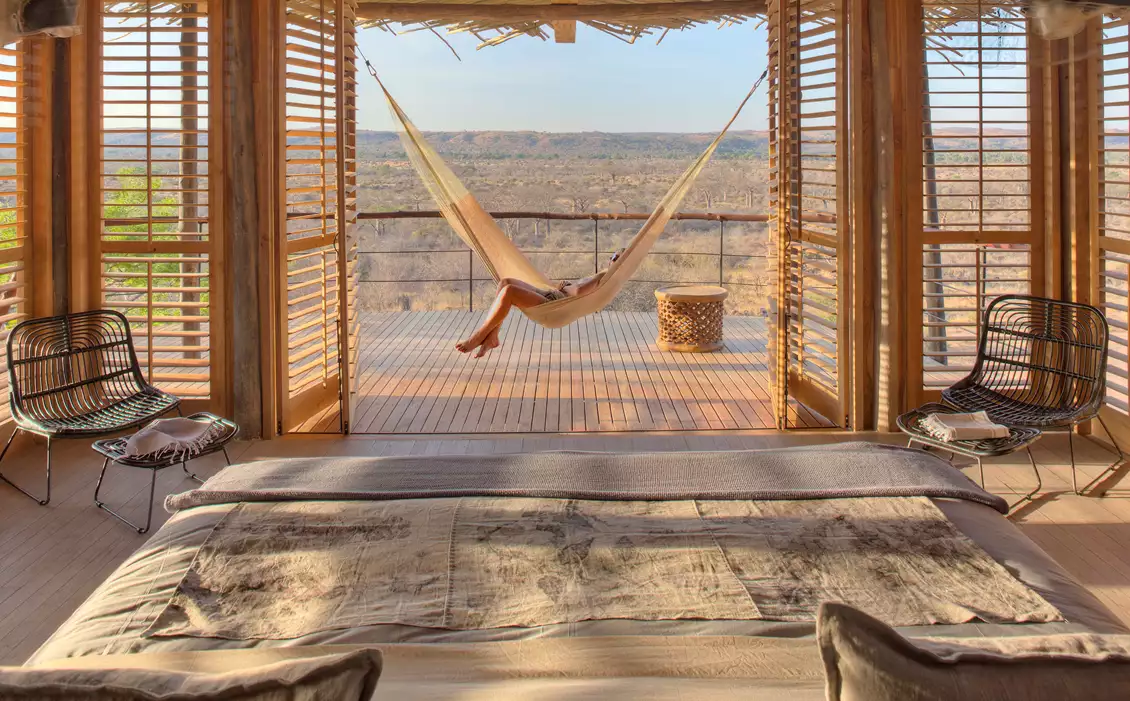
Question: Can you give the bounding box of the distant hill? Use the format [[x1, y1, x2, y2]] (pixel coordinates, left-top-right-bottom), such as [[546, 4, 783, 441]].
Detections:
[[93, 127, 1102, 163], [356, 130, 773, 160]]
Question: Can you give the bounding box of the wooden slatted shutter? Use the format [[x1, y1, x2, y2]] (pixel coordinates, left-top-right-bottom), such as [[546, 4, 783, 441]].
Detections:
[[767, 0, 787, 426], [0, 42, 28, 423], [95, 1, 223, 407], [278, 0, 356, 433], [338, 0, 360, 432], [769, 0, 850, 428], [911, 0, 1045, 403], [1098, 15, 1130, 418]]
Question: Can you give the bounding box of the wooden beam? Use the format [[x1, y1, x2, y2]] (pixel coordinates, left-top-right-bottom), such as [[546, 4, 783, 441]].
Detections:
[[873, 0, 913, 430], [26, 37, 53, 319], [357, 0, 765, 22], [552, 19, 576, 42], [50, 38, 68, 316], [849, 0, 876, 431], [258, 0, 282, 438], [225, 0, 265, 438], [1069, 22, 1096, 308], [70, 0, 95, 313]]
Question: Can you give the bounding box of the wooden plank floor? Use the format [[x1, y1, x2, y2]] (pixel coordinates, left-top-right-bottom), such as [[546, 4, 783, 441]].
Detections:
[[0, 431, 1129, 664], [296, 311, 833, 433]]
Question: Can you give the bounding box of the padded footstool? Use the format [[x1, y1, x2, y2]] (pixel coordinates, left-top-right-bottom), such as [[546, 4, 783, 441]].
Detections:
[[91, 413, 239, 533], [897, 402, 1042, 512]]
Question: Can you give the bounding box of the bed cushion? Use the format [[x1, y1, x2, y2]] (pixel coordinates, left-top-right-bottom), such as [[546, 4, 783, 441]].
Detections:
[[35, 640, 826, 701], [0, 648, 381, 700], [818, 602, 1130, 700]]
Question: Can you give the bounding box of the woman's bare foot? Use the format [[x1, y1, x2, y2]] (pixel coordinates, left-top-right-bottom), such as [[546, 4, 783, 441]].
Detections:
[[455, 327, 491, 354], [474, 332, 501, 358]]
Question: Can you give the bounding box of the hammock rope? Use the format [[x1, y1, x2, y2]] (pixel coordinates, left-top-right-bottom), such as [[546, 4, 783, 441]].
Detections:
[[358, 46, 766, 328]]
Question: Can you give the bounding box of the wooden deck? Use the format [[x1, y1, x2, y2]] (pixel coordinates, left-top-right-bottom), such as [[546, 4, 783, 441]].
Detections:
[[0, 431, 1128, 664], [296, 311, 833, 434]]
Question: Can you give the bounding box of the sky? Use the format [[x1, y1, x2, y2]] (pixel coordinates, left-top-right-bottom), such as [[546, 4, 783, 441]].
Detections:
[[355, 22, 770, 133]]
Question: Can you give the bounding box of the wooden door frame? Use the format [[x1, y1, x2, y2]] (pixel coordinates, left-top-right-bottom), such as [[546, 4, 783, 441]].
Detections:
[[273, 0, 349, 435], [1079, 17, 1130, 449], [77, 0, 229, 417], [771, 0, 853, 429], [896, 2, 1049, 414]]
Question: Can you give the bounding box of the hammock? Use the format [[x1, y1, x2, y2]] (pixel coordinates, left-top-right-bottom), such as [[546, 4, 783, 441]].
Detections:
[[369, 62, 764, 328]]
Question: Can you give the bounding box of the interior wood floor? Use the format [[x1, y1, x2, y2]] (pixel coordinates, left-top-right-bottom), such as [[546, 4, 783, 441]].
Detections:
[[0, 430, 1128, 664], [295, 311, 833, 433]]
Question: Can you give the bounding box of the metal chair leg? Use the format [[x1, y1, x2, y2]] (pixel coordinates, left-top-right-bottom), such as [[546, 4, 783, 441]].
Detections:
[[95, 460, 157, 535], [1007, 446, 1043, 514], [182, 459, 204, 484], [1075, 414, 1127, 496], [0, 430, 50, 506], [93, 457, 110, 506], [1068, 423, 1079, 495], [179, 445, 231, 485]]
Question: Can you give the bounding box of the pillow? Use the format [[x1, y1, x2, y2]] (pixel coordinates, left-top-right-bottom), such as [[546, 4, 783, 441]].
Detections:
[[818, 602, 1130, 701], [0, 648, 381, 700]]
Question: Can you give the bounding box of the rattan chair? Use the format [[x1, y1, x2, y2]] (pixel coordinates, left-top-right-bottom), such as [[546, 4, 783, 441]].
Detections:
[[0, 310, 180, 505], [941, 294, 1122, 495]]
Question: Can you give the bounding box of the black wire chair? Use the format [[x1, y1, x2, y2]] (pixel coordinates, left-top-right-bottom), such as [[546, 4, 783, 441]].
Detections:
[[0, 310, 180, 505], [941, 294, 1122, 495]]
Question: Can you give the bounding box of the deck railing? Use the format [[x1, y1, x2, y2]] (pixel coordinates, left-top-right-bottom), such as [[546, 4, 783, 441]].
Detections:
[[355, 210, 773, 313]]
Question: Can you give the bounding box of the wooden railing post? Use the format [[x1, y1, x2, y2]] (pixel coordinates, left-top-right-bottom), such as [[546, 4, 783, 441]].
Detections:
[[593, 219, 599, 275]]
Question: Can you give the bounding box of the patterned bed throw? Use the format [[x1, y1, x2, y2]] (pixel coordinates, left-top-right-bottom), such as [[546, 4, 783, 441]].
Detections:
[[146, 497, 1061, 640]]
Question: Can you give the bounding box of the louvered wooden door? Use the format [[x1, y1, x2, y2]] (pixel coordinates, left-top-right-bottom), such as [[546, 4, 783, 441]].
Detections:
[[276, 0, 358, 433], [338, 0, 359, 432], [768, 0, 850, 428], [0, 41, 29, 424], [908, 1, 1045, 407], [1097, 15, 1130, 434], [93, 1, 224, 412]]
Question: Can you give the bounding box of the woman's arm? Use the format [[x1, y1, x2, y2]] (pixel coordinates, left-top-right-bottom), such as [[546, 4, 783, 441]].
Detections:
[[568, 270, 606, 296]]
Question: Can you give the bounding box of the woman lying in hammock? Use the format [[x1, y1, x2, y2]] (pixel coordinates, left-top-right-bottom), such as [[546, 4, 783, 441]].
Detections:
[[456, 250, 622, 358]]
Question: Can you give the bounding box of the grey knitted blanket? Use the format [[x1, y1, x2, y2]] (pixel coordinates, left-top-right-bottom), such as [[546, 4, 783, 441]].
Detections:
[[166, 442, 1008, 514]]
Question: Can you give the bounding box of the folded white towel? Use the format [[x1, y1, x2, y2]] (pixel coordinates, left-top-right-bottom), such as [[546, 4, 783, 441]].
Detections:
[[921, 411, 1010, 443], [124, 417, 221, 460]]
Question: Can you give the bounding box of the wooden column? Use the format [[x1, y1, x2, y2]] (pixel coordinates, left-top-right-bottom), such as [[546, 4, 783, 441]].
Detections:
[[1067, 24, 1096, 308], [848, 0, 876, 430], [869, 0, 915, 430], [225, 0, 265, 437], [1049, 37, 1068, 301], [50, 39, 68, 315], [26, 37, 53, 318], [68, 0, 94, 313]]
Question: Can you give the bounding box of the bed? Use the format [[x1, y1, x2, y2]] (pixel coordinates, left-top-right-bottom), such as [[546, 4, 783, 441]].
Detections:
[[25, 443, 1126, 699]]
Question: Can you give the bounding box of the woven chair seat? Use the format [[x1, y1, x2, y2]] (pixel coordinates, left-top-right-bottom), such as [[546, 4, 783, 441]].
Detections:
[[0, 310, 182, 506], [932, 295, 1118, 497], [938, 295, 1107, 430], [20, 387, 179, 438], [6, 311, 181, 439], [942, 384, 1088, 428]]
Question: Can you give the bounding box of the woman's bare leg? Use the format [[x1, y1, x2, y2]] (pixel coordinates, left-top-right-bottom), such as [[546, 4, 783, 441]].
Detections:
[[497, 277, 549, 296], [456, 284, 546, 354]]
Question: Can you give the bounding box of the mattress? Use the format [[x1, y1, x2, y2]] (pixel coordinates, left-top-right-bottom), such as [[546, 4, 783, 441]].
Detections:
[[25, 446, 1126, 698]]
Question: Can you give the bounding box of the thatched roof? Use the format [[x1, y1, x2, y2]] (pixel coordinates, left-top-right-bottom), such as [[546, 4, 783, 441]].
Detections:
[[355, 0, 765, 47]]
